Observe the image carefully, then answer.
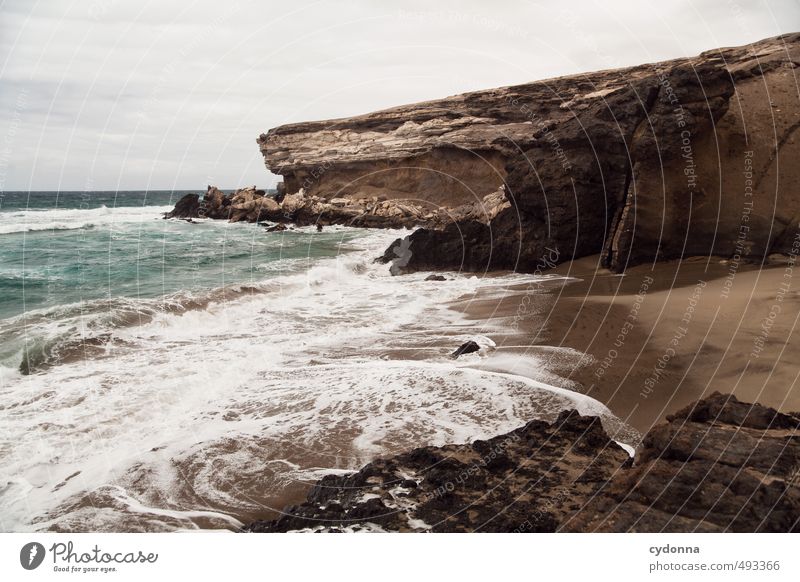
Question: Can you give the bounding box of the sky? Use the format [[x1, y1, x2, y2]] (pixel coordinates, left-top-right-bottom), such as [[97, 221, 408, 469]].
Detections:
[[0, 0, 798, 191]]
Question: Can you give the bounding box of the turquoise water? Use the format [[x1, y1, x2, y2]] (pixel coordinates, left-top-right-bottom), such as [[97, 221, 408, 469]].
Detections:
[[0, 191, 360, 320], [0, 191, 367, 373]]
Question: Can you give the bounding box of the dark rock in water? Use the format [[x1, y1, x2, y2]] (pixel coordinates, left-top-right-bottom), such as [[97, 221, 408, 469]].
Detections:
[[451, 340, 480, 358], [266, 223, 287, 232], [424, 274, 447, 281], [164, 193, 200, 219], [565, 393, 800, 532], [275, 181, 287, 202], [316, 224, 323, 232], [374, 238, 403, 264], [244, 393, 800, 533]]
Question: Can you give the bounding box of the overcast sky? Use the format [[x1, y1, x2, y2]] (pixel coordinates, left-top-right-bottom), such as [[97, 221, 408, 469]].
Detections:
[[0, 0, 798, 191]]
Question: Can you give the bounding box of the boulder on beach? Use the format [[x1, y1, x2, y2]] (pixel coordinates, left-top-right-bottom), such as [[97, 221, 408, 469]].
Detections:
[[451, 340, 480, 358]]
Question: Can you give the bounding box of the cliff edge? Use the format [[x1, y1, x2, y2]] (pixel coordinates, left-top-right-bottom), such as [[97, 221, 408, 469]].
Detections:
[[259, 34, 800, 273]]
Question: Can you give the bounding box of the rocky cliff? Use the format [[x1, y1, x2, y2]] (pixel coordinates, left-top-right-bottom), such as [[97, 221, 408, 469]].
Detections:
[[164, 184, 510, 229], [259, 34, 800, 273], [246, 393, 800, 532]]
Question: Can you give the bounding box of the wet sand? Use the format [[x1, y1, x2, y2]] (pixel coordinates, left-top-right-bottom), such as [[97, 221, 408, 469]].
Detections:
[[456, 254, 800, 436]]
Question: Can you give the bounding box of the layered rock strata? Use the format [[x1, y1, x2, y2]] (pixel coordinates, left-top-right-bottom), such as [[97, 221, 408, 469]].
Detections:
[[259, 34, 800, 273], [565, 393, 800, 532], [246, 393, 800, 533]]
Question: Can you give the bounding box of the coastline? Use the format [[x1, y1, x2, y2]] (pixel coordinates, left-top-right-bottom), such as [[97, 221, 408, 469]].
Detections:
[[239, 251, 800, 532], [247, 391, 800, 533], [454, 254, 800, 435], [1, 219, 631, 532]]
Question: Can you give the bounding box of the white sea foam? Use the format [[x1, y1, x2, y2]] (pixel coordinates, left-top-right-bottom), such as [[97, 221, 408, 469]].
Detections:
[[0, 229, 633, 532], [0, 205, 174, 235]]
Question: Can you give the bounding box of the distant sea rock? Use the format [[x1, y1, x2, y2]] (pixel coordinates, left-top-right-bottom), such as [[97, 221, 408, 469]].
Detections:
[[164, 184, 510, 230], [163, 193, 200, 219]]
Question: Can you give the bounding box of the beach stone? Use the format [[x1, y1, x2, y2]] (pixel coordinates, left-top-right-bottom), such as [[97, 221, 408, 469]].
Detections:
[[451, 340, 480, 358]]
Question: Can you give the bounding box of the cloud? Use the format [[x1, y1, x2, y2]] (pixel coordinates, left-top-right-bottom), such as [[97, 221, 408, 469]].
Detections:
[[0, 0, 797, 191]]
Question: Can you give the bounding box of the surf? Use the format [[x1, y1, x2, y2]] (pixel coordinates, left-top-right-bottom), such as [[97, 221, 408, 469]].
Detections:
[[0, 198, 637, 533]]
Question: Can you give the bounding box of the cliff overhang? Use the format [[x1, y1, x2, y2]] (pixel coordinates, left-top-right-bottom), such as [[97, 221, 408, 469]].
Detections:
[[258, 33, 800, 274]]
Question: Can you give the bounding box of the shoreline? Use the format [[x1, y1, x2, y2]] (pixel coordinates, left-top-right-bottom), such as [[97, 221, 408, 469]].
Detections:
[[243, 253, 800, 532], [6, 203, 799, 531], [247, 392, 800, 533], [244, 250, 800, 531], [453, 254, 800, 435]]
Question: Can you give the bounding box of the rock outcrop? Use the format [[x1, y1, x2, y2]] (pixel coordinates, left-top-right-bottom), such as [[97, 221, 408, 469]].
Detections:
[[565, 393, 800, 532], [163, 193, 200, 219], [247, 410, 631, 533], [259, 34, 800, 273], [166, 184, 510, 229], [199, 185, 231, 219], [246, 393, 800, 533]]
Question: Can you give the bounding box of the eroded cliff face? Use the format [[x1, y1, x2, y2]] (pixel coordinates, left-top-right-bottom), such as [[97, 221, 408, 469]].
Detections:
[[259, 33, 800, 273], [246, 393, 800, 532]]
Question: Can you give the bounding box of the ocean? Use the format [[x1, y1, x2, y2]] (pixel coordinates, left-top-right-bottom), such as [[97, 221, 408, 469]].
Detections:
[[0, 191, 625, 532]]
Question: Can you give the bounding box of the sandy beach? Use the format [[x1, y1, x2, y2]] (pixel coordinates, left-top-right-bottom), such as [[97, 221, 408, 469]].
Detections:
[[458, 254, 800, 436]]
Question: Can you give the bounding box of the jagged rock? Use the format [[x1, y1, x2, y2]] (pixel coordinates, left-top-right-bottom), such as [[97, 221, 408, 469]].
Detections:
[[259, 34, 800, 273], [265, 223, 287, 232], [280, 189, 306, 216], [167, 185, 284, 224], [199, 185, 230, 219], [244, 393, 799, 533], [424, 274, 447, 281], [375, 238, 404, 264], [163, 193, 200, 219], [246, 410, 630, 533], [239, 196, 281, 223], [165, 183, 510, 231], [565, 393, 800, 532]]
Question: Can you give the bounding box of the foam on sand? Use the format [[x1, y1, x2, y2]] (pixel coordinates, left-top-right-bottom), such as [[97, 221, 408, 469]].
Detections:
[[0, 229, 635, 531]]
